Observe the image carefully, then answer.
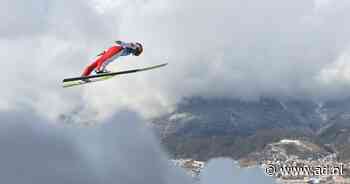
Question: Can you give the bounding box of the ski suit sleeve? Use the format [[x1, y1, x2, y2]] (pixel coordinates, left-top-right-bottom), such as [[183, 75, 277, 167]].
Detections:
[[115, 40, 137, 49]]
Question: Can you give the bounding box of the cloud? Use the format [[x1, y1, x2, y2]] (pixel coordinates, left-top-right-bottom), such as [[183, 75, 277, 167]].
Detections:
[[0, 109, 191, 184], [86, 0, 350, 118], [0, 110, 98, 184], [0, 0, 118, 120], [1, 0, 350, 121], [0, 110, 278, 184]]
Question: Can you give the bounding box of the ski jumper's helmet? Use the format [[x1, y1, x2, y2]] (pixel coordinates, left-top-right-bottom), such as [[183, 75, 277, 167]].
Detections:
[[133, 42, 143, 56]]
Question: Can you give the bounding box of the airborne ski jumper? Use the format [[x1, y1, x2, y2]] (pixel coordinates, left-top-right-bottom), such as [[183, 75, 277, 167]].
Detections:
[[82, 40, 143, 77], [62, 40, 168, 88]]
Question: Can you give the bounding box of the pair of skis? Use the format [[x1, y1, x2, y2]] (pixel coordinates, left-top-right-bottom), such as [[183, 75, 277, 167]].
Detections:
[[62, 63, 167, 88]]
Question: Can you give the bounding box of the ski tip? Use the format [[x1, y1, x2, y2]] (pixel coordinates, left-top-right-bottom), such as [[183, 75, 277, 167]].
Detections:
[[154, 63, 168, 68]]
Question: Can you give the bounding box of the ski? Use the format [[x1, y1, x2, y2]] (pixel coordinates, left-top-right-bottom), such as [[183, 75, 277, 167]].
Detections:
[[62, 63, 168, 88], [62, 75, 114, 88]]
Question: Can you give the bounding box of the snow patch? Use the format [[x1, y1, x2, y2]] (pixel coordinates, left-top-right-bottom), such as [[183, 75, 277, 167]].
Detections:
[[279, 101, 288, 111], [315, 102, 328, 122], [279, 139, 303, 146], [277, 139, 314, 152], [169, 113, 195, 122]]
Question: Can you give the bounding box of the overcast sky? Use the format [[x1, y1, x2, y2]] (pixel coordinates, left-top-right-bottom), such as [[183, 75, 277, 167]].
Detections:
[[2, 0, 348, 183], [0, 108, 274, 184], [0, 109, 193, 184], [1, 0, 350, 120]]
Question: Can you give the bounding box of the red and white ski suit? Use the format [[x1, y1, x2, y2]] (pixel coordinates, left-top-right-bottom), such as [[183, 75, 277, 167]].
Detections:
[[82, 42, 136, 77]]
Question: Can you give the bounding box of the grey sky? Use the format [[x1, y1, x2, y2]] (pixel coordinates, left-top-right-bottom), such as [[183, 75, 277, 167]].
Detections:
[[3, 1, 346, 182], [1, 0, 350, 120], [0, 109, 192, 184], [0, 109, 278, 183], [106, 0, 350, 118]]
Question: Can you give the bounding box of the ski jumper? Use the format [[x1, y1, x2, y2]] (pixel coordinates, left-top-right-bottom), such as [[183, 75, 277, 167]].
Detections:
[[82, 42, 136, 77]]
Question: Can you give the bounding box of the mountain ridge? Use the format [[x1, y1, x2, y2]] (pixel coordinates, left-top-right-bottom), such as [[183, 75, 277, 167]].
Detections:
[[151, 96, 350, 161]]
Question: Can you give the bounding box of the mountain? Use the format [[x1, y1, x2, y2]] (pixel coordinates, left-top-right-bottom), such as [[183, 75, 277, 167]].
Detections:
[[151, 97, 350, 161], [240, 139, 332, 166], [317, 104, 350, 161]]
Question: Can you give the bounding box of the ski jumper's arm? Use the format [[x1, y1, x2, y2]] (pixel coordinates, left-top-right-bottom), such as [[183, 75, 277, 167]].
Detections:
[[115, 40, 138, 55]]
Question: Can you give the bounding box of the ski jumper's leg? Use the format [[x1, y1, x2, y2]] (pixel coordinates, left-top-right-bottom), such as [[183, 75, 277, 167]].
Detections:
[[81, 54, 110, 77], [81, 59, 99, 76], [96, 46, 123, 72]]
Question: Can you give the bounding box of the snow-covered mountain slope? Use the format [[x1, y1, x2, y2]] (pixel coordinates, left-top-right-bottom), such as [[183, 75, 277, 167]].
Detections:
[[151, 97, 350, 161]]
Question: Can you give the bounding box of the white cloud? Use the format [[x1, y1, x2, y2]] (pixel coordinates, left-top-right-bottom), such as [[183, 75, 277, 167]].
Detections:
[[0, 110, 192, 184], [314, 0, 331, 9], [316, 47, 350, 96], [1, 0, 350, 122]]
